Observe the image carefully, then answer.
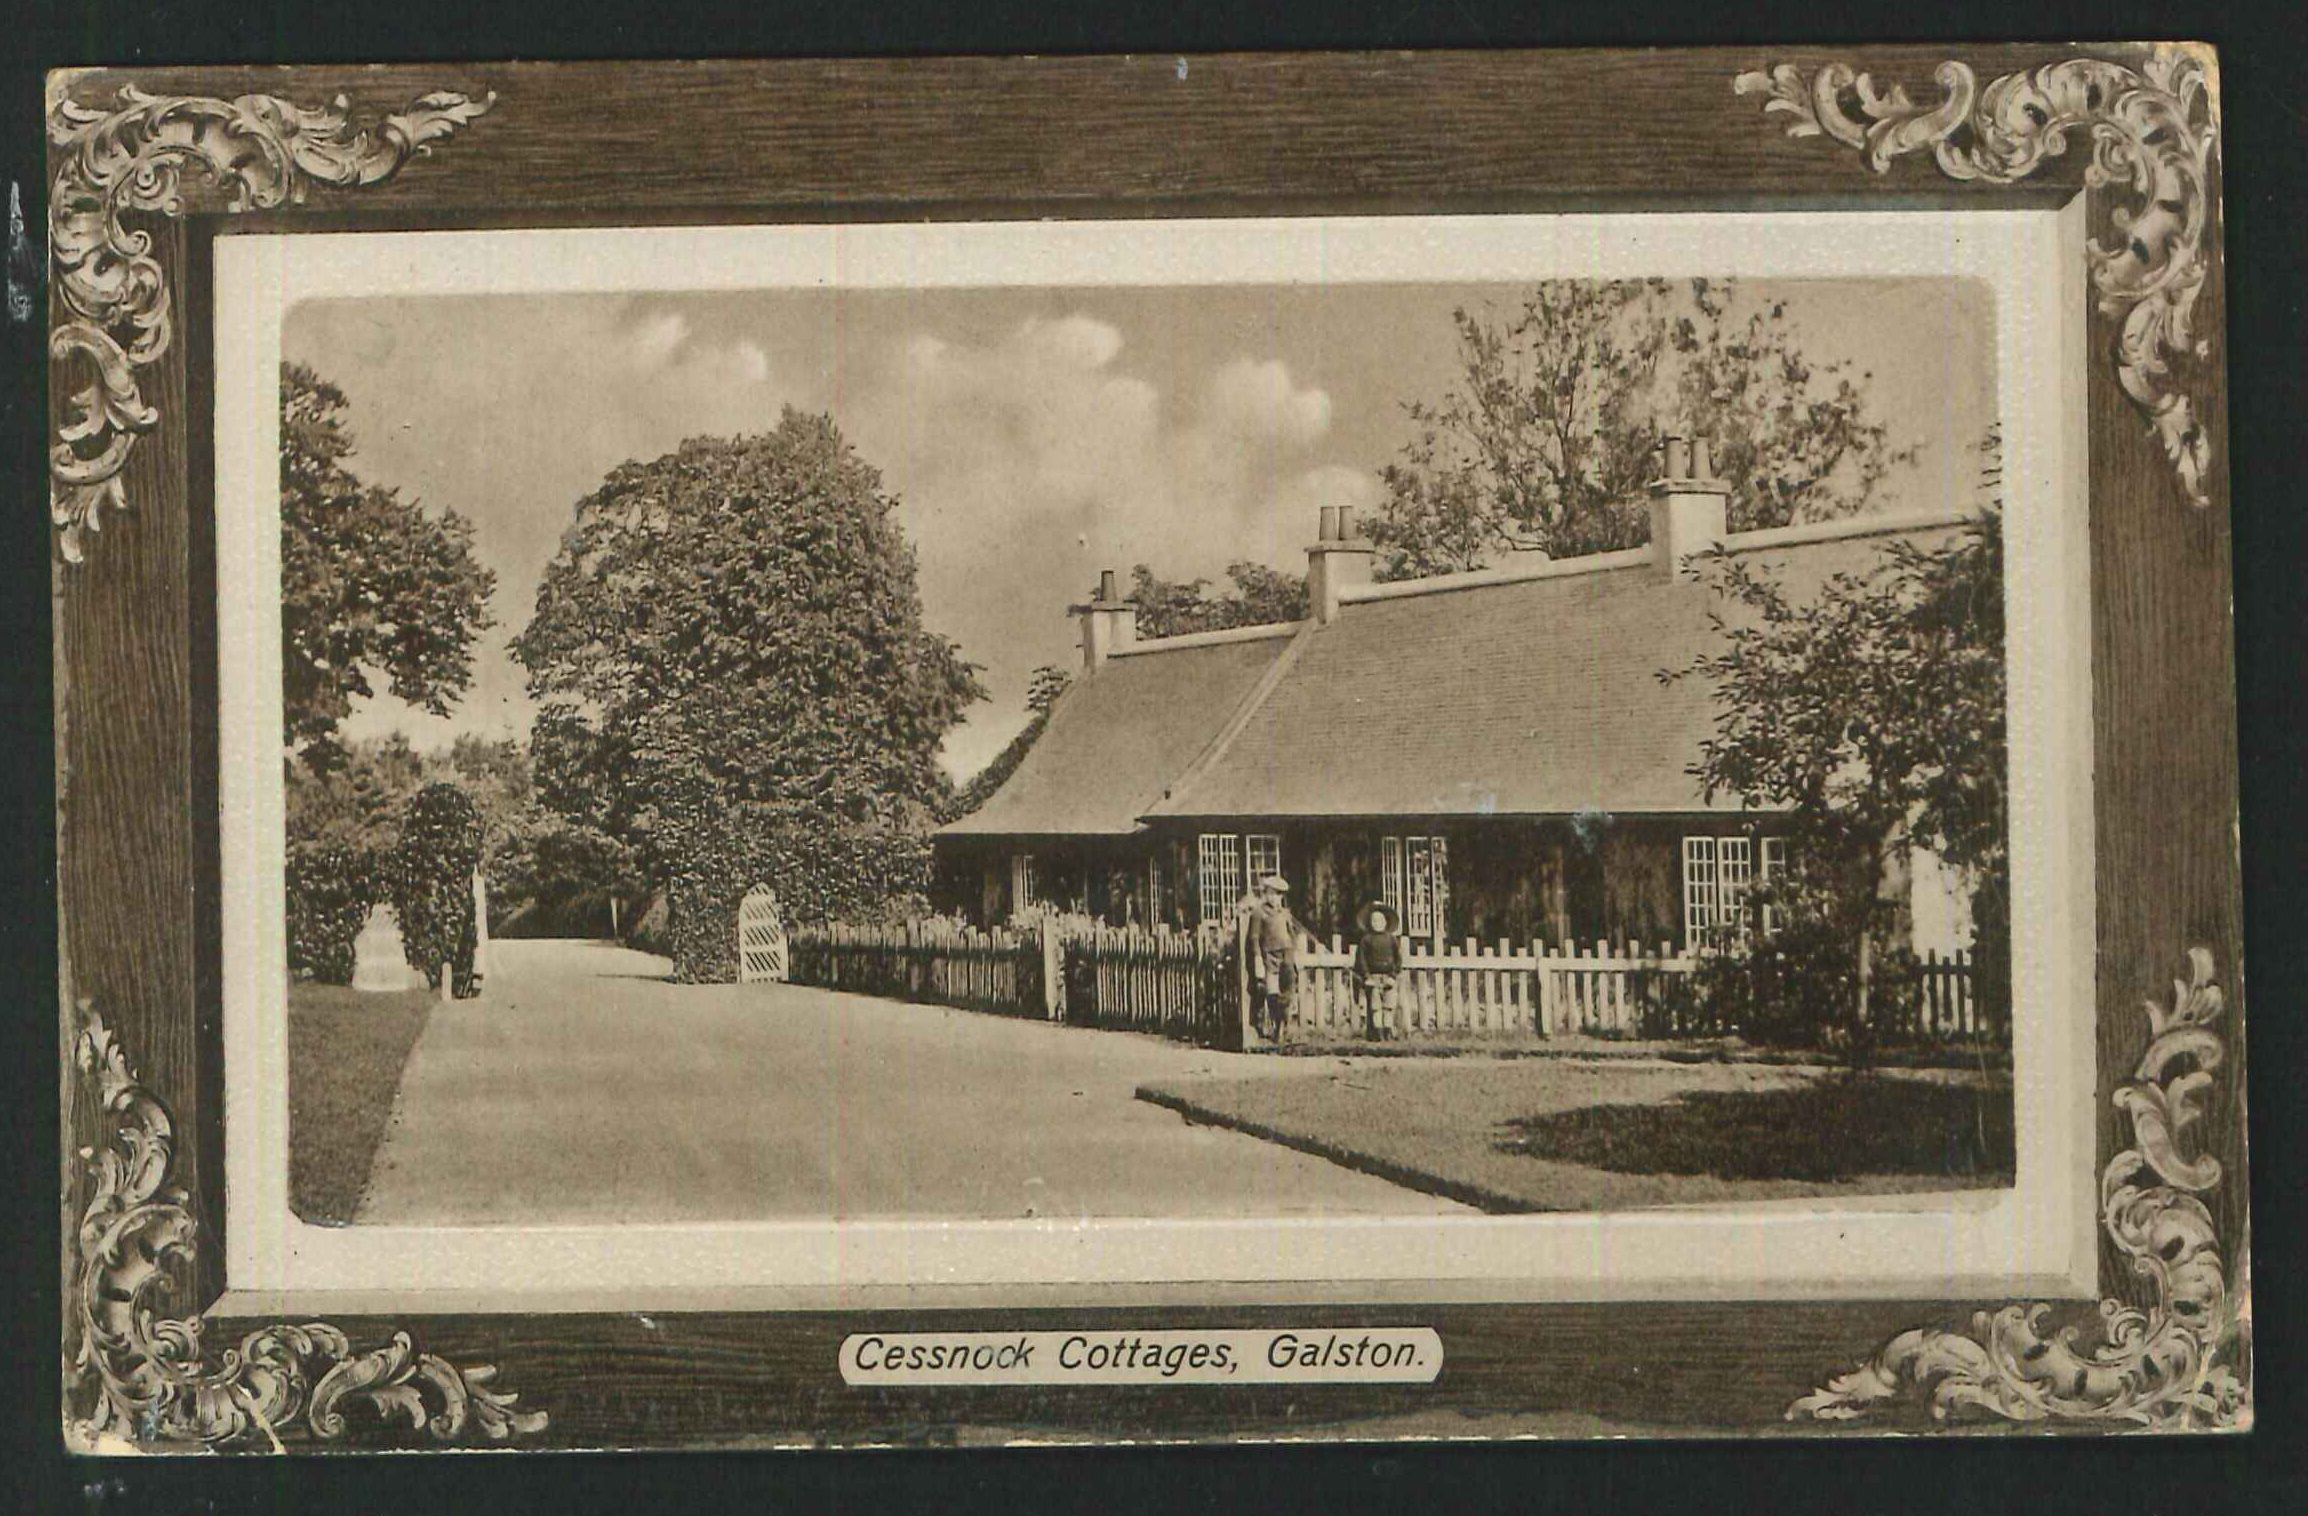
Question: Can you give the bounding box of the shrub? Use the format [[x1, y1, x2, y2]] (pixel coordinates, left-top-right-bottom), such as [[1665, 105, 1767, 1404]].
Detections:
[[286, 841, 380, 984], [1689, 910, 1924, 1059], [388, 783, 485, 996]]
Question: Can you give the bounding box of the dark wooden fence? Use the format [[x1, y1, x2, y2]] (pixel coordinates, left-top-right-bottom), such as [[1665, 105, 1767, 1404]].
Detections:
[[1060, 923, 1235, 1045], [786, 920, 1055, 1019]]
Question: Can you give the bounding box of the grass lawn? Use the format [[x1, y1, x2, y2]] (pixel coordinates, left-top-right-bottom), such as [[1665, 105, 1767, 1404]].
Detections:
[[288, 981, 439, 1224], [1137, 1058, 2014, 1213]]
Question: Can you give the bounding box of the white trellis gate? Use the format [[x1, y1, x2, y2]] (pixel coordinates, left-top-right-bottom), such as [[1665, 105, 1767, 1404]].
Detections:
[[737, 884, 789, 984]]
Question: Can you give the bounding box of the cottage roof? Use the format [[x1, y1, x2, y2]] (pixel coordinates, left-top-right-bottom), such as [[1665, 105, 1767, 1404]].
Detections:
[[938, 628, 1295, 837], [1147, 518, 1968, 820]]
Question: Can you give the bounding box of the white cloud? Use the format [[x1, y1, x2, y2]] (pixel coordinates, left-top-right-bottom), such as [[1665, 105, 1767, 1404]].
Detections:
[[1204, 357, 1332, 444], [625, 310, 690, 369], [835, 311, 1367, 780]]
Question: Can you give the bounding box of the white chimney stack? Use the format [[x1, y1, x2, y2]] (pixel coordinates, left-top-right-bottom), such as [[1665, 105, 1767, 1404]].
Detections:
[[1306, 502, 1376, 625], [1647, 435, 1731, 580], [1072, 567, 1138, 671]]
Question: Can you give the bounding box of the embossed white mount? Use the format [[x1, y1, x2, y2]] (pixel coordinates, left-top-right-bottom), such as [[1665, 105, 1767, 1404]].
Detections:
[[1738, 46, 2221, 508], [45, 83, 492, 562]]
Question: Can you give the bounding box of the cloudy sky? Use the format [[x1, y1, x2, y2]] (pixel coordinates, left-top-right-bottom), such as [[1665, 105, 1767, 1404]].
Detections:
[[287, 276, 1994, 780]]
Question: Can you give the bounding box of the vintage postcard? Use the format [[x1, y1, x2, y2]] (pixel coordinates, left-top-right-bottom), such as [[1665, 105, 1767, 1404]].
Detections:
[[51, 47, 2244, 1450]]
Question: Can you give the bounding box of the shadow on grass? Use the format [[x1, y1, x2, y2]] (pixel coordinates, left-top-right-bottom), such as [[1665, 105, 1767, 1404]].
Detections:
[[289, 981, 439, 1225], [1495, 1074, 2014, 1182]]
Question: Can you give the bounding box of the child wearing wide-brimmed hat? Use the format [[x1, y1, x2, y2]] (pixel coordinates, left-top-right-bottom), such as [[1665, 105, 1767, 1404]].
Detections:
[[1353, 899, 1409, 1042]]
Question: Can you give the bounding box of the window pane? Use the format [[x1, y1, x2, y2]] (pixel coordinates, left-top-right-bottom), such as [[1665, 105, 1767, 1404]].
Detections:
[[1246, 833, 1282, 885], [1759, 837, 1789, 935], [1718, 836, 1753, 936], [1381, 836, 1404, 926], [1682, 836, 1718, 942]]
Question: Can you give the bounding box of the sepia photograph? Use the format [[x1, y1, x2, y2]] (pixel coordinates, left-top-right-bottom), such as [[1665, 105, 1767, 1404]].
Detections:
[[246, 234, 2023, 1242], [49, 43, 2249, 1453]]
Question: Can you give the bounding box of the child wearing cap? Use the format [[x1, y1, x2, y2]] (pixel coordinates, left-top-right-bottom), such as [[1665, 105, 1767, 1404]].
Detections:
[[1353, 901, 1409, 1042], [1246, 874, 1304, 1044]]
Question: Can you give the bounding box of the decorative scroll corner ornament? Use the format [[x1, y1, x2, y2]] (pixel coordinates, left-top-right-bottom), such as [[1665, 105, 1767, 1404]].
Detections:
[[66, 1006, 546, 1450], [45, 84, 493, 563], [1788, 948, 2249, 1430], [1736, 46, 2220, 508]]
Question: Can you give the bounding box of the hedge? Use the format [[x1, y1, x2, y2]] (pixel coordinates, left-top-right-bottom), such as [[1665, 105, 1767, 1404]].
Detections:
[[662, 805, 933, 983], [286, 841, 380, 985], [388, 783, 485, 996]]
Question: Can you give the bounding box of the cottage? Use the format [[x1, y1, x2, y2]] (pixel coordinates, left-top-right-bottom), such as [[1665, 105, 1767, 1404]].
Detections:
[[936, 443, 1977, 957]]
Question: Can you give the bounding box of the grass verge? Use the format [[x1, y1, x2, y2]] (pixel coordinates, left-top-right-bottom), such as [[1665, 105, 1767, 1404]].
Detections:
[[288, 981, 438, 1224], [1138, 1059, 2013, 1214]]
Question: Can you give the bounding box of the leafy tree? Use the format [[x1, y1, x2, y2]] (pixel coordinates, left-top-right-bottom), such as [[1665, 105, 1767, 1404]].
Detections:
[[1372, 279, 1918, 577], [1670, 507, 2007, 1049], [281, 363, 496, 771], [1124, 561, 1308, 639], [514, 411, 984, 896]]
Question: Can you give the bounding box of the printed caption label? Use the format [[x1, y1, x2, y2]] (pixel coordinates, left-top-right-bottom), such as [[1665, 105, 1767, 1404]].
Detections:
[[839, 1328, 1443, 1386]]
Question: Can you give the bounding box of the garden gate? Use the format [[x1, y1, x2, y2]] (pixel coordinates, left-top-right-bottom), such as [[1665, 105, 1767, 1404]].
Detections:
[[736, 885, 789, 984]]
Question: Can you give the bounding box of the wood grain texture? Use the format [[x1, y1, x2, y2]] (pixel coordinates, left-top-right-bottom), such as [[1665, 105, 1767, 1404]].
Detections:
[[203, 1299, 2014, 1445], [2084, 158, 2244, 1290], [49, 44, 2241, 1445], [56, 48, 2095, 220], [54, 216, 224, 1303]]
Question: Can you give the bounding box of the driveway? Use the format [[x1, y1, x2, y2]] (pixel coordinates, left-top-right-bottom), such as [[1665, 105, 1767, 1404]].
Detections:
[[356, 938, 1466, 1225]]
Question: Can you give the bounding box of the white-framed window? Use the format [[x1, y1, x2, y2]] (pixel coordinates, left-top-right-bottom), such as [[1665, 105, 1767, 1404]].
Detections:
[[1681, 836, 1718, 943], [1146, 852, 1166, 926], [1684, 833, 1787, 944], [1197, 833, 1281, 923], [1759, 836, 1790, 935], [1197, 834, 1242, 924], [1245, 833, 1282, 887], [1381, 834, 1449, 940], [1010, 852, 1038, 914]]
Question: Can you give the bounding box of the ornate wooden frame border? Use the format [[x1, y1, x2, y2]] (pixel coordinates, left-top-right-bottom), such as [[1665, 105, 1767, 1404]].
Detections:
[[49, 45, 2246, 1450]]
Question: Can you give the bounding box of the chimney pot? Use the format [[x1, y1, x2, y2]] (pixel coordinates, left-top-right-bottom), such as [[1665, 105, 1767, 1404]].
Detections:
[[1306, 500, 1376, 625], [1076, 568, 1135, 671], [1691, 436, 1712, 479], [1663, 436, 1690, 478]]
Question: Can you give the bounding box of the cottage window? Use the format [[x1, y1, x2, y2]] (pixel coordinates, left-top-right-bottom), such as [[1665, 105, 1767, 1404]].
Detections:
[[1381, 834, 1449, 940], [1196, 833, 1280, 923], [1146, 853, 1166, 926], [1681, 837, 1718, 943], [1759, 836, 1790, 935], [1197, 834, 1242, 924], [1684, 833, 1788, 945], [1245, 833, 1283, 887], [1010, 852, 1039, 914]]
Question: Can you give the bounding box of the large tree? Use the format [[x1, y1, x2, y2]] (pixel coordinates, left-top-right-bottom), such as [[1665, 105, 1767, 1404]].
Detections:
[[1371, 279, 1917, 577], [281, 363, 495, 771], [513, 410, 984, 869], [1671, 503, 2007, 1044]]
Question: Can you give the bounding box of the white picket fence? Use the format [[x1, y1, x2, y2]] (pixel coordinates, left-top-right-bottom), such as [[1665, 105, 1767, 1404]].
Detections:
[[1289, 936, 1696, 1040]]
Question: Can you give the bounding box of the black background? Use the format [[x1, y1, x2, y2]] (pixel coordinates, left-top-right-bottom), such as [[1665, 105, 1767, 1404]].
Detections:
[[4, 3, 2302, 1512]]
